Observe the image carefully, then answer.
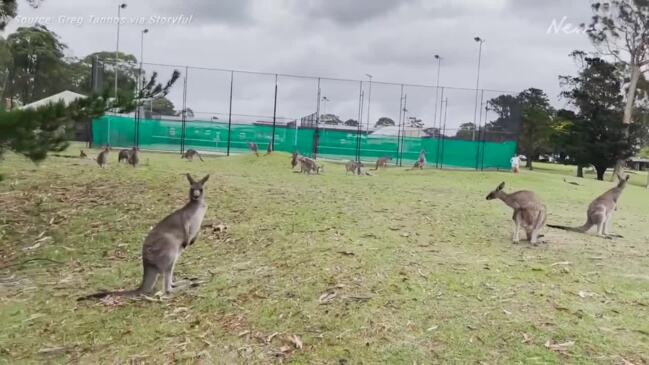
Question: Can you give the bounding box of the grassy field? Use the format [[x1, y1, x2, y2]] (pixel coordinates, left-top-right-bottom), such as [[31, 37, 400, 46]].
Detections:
[[1, 145, 649, 364]]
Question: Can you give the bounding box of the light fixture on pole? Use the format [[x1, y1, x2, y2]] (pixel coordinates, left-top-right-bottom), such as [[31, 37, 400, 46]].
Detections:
[[472, 36, 485, 141], [321, 96, 330, 115], [114, 3, 127, 105], [433, 54, 442, 130], [365, 73, 373, 132]]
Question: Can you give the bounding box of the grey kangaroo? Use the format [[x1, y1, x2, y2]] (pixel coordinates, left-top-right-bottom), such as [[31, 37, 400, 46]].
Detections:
[[118, 149, 131, 163], [548, 173, 630, 238], [373, 157, 392, 170], [78, 174, 210, 300], [291, 151, 300, 169], [299, 157, 318, 174], [182, 149, 204, 162], [345, 160, 363, 175], [248, 142, 259, 157], [486, 182, 547, 245], [128, 147, 139, 167], [96, 147, 110, 168]]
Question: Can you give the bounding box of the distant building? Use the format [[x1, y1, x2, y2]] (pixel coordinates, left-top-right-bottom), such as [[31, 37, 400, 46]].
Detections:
[[628, 157, 649, 171], [19, 90, 86, 110]]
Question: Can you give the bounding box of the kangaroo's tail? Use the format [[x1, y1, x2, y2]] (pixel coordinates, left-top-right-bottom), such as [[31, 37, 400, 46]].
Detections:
[[547, 223, 590, 233], [77, 289, 142, 301]]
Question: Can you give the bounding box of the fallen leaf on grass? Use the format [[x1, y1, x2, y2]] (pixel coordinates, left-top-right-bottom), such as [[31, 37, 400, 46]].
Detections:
[[337, 251, 355, 256], [319, 291, 337, 304], [267, 332, 279, 343], [522, 333, 532, 344], [578, 291, 597, 298], [287, 334, 303, 349], [550, 261, 572, 267], [545, 340, 575, 353], [426, 325, 439, 332]]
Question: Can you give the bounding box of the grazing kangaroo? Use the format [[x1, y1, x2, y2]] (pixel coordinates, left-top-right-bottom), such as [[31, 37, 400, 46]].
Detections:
[[118, 149, 131, 163], [80, 150, 88, 159], [128, 147, 139, 167], [96, 147, 110, 168], [486, 182, 547, 245], [78, 174, 210, 300], [345, 160, 363, 175], [548, 173, 630, 238], [373, 157, 392, 170], [182, 149, 204, 162], [299, 157, 318, 174], [248, 142, 259, 157], [408, 150, 426, 170]]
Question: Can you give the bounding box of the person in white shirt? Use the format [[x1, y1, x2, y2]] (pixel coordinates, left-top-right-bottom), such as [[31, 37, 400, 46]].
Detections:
[[510, 154, 520, 173]]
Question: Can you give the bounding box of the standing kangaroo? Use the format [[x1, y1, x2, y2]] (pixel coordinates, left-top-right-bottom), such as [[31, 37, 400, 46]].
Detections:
[[299, 157, 318, 174], [96, 147, 110, 168], [128, 147, 139, 167], [118, 149, 131, 164], [78, 174, 210, 300], [80, 150, 88, 159], [486, 182, 547, 245], [548, 173, 630, 238], [248, 142, 259, 157], [291, 151, 300, 169], [182, 149, 204, 162], [373, 157, 392, 170]]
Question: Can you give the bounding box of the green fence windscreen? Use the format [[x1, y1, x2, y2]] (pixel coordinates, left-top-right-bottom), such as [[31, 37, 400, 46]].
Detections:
[[92, 115, 516, 170]]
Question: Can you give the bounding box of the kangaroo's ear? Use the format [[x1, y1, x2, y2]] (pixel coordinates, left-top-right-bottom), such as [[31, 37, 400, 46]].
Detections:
[[200, 175, 210, 185], [186, 174, 196, 184], [497, 182, 505, 191]]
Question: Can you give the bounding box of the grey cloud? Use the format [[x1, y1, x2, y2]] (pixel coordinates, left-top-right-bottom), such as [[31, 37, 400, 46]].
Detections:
[[157, 0, 253, 24], [293, 0, 415, 25]]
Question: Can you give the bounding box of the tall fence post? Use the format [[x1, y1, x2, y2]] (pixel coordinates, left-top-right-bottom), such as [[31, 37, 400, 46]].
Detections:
[[440, 97, 448, 169], [313, 78, 321, 159], [180, 66, 189, 155], [399, 94, 408, 166], [435, 87, 445, 169], [356, 80, 364, 163], [226, 71, 234, 156], [271, 74, 278, 151], [396, 84, 404, 165], [474, 89, 485, 170]]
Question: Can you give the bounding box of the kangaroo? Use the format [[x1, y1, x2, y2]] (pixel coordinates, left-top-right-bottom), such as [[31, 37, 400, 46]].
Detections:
[[408, 150, 426, 170], [78, 174, 209, 300], [96, 147, 110, 168], [182, 149, 204, 162], [248, 142, 259, 157], [266, 143, 273, 155], [118, 149, 131, 164], [486, 182, 547, 245], [299, 157, 318, 174], [373, 157, 392, 170], [345, 160, 363, 175], [291, 151, 300, 169], [128, 147, 139, 167], [548, 173, 630, 238], [80, 150, 88, 159]]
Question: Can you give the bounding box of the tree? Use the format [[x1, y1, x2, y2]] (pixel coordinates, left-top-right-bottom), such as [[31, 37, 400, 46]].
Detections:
[[587, 1, 649, 179], [485, 94, 522, 133], [559, 56, 648, 180], [375, 117, 395, 128], [5, 25, 69, 105], [321, 114, 342, 125], [1, 0, 40, 31], [344, 119, 358, 127], [517, 88, 555, 170], [150, 96, 176, 116], [455, 122, 476, 140]]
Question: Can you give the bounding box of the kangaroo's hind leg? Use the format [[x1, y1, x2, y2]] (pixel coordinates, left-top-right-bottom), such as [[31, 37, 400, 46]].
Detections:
[[512, 211, 522, 244]]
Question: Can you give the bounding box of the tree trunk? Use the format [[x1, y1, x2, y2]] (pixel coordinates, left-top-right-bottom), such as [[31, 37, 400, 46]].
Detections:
[[526, 158, 533, 170], [577, 165, 584, 178], [595, 165, 607, 181], [612, 64, 642, 181]]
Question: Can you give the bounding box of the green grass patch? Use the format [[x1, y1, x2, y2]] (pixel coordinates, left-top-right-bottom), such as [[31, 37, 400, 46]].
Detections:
[[1, 144, 648, 364]]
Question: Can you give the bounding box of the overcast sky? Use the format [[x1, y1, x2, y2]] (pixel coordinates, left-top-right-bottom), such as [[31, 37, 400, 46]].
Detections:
[[3, 0, 595, 129]]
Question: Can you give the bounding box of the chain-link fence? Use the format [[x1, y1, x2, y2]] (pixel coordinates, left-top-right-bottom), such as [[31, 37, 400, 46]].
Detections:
[[90, 60, 520, 170]]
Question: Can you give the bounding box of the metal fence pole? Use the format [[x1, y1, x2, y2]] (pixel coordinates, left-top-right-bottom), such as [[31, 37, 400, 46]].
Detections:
[[271, 74, 278, 151], [435, 87, 445, 169], [356, 81, 364, 163], [180, 66, 189, 155], [474, 89, 485, 170], [399, 94, 408, 166], [314, 78, 321, 159], [440, 97, 448, 169], [396, 84, 404, 164], [226, 71, 234, 156]]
